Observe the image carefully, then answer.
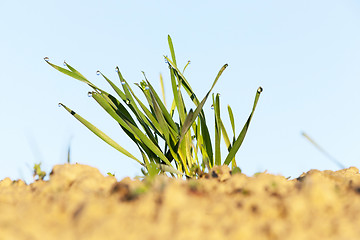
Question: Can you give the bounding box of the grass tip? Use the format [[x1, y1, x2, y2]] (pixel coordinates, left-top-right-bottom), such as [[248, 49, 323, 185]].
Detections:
[[44, 57, 49, 62], [257, 86, 263, 93]]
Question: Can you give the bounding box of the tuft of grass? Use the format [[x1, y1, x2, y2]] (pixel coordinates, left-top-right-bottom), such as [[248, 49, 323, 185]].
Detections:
[[45, 35, 262, 178], [33, 163, 46, 180]]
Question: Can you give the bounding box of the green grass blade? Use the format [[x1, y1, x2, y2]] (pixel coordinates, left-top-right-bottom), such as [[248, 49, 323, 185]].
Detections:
[[134, 82, 178, 140], [100, 70, 161, 146], [58, 103, 141, 164], [169, 98, 176, 117], [170, 68, 181, 115], [180, 109, 194, 137], [129, 86, 165, 136], [96, 89, 138, 128], [160, 73, 167, 108], [182, 60, 191, 74], [96, 76, 148, 138], [97, 92, 172, 166], [117, 74, 159, 143], [149, 91, 172, 144], [223, 87, 263, 165], [92, 92, 166, 160], [200, 115, 213, 167], [170, 67, 186, 125], [177, 64, 228, 146], [165, 56, 199, 104], [168, 35, 177, 67], [91, 92, 139, 139], [45, 59, 98, 90], [185, 131, 193, 167], [101, 69, 127, 100], [93, 92, 162, 164], [94, 92, 159, 164], [219, 112, 236, 168], [99, 93, 173, 167], [63, 61, 87, 79], [213, 93, 221, 165], [157, 164, 184, 176], [139, 148, 151, 169], [228, 105, 235, 141], [219, 119, 231, 151], [146, 80, 178, 133], [147, 86, 182, 168]]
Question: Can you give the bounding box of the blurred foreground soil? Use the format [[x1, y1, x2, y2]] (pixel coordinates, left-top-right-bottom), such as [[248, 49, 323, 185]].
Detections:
[[1, 164, 360, 240]]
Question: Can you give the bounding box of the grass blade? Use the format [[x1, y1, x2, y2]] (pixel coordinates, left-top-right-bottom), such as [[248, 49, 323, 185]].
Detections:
[[63, 61, 87, 79], [157, 164, 184, 176], [146, 80, 178, 133], [101, 69, 127, 100], [91, 92, 172, 166], [302, 132, 345, 169], [219, 118, 237, 168], [148, 84, 184, 169], [213, 93, 221, 165], [170, 67, 186, 125], [130, 86, 165, 136], [58, 103, 142, 164], [165, 56, 198, 104], [223, 87, 263, 165], [45, 59, 98, 90], [182, 60, 191, 74], [200, 115, 213, 167], [160, 73, 167, 108], [168, 35, 177, 67], [228, 105, 235, 141], [177, 64, 228, 145]]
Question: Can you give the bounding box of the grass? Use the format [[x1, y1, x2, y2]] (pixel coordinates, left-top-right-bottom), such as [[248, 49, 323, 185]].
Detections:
[[33, 163, 46, 180], [45, 35, 262, 178], [301, 132, 345, 169]]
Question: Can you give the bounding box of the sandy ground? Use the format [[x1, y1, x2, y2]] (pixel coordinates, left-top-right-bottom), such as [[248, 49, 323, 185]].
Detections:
[[1, 164, 360, 240]]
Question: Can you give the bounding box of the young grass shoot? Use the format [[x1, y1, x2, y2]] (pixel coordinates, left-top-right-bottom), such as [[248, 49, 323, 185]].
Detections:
[[45, 36, 262, 178]]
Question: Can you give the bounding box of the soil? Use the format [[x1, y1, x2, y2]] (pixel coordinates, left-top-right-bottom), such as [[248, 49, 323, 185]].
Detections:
[[1, 164, 360, 240]]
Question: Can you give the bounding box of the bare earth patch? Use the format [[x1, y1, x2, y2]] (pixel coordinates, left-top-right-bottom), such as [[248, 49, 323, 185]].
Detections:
[[1, 164, 360, 239]]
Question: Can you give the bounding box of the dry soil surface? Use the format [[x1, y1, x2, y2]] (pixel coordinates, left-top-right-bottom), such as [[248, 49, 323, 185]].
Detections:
[[1, 164, 360, 240]]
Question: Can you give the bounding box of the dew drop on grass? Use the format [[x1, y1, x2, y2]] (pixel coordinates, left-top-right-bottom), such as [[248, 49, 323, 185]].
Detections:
[[44, 57, 49, 62], [115, 66, 119, 73], [88, 92, 93, 97], [58, 103, 62, 107], [211, 104, 214, 110], [126, 99, 130, 104], [121, 81, 126, 85], [96, 70, 101, 76], [145, 86, 149, 90], [63, 61, 67, 66], [257, 86, 263, 93]]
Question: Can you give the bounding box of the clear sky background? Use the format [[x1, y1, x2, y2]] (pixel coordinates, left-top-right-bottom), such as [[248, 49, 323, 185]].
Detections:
[[1, 0, 360, 183]]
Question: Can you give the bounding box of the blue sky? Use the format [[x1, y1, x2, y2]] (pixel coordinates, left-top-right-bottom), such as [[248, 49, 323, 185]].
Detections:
[[1, 0, 360, 182]]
